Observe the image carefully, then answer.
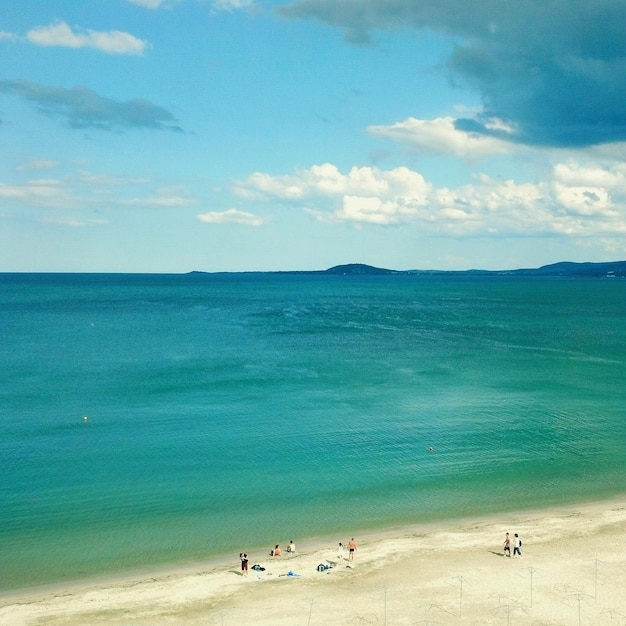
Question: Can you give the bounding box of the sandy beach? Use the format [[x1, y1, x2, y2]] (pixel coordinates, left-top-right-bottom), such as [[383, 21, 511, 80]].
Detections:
[[2, 496, 625, 625]]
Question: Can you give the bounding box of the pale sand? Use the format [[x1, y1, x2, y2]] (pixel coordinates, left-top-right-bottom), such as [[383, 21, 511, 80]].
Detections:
[[2, 497, 626, 625]]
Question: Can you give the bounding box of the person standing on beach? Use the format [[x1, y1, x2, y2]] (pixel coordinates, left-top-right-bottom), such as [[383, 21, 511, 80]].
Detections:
[[503, 532, 511, 557], [513, 533, 522, 557], [240, 553, 249, 575], [337, 542, 345, 561], [348, 538, 357, 561]]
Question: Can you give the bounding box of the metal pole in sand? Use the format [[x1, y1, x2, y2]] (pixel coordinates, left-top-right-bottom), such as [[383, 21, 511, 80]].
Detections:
[[517, 566, 539, 609], [501, 604, 514, 626], [305, 598, 314, 626], [454, 576, 464, 618], [592, 558, 600, 600], [382, 586, 389, 625], [528, 567, 537, 608], [572, 593, 584, 626]]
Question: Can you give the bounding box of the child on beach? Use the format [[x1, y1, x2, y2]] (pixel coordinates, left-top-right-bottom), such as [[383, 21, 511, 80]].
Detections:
[[337, 542, 344, 561]]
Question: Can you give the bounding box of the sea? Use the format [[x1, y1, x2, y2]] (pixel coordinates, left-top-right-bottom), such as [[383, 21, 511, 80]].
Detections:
[[1, 272, 625, 591]]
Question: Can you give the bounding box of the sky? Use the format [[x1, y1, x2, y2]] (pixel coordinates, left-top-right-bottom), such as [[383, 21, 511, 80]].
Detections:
[[2, 0, 626, 272]]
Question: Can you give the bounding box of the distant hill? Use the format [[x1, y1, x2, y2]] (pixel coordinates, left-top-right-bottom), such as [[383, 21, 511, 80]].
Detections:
[[510, 261, 626, 277], [324, 261, 626, 277], [190, 261, 626, 277], [324, 263, 398, 275]]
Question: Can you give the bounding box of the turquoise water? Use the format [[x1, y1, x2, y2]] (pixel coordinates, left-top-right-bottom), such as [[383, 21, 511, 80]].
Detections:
[[1, 273, 625, 590]]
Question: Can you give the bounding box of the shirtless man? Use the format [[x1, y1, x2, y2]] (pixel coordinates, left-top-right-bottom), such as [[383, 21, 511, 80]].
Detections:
[[503, 532, 511, 557], [348, 538, 357, 561]]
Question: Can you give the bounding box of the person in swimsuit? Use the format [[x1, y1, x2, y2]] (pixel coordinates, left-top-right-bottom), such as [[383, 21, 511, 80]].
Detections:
[[503, 532, 511, 557], [348, 538, 357, 561]]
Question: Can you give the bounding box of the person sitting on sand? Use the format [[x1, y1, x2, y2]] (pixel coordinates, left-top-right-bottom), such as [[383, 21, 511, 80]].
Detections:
[[272, 544, 282, 557], [287, 540, 296, 554]]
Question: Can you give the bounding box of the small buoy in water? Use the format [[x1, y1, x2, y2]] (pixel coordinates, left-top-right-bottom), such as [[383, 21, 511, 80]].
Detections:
[[428, 446, 433, 452], [83, 416, 88, 422]]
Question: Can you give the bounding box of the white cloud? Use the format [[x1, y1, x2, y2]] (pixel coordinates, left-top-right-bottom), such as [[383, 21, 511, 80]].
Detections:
[[236, 172, 305, 200], [126, 196, 190, 207], [584, 142, 626, 162], [26, 21, 148, 56], [75, 172, 151, 186], [197, 208, 268, 226], [236, 163, 431, 201], [124, 0, 252, 11], [552, 184, 612, 217], [335, 196, 402, 225], [126, 0, 169, 7], [123, 186, 195, 207], [40, 216, 109, 227], [16, 159, 60, 171], [0, 179, 73, 208], [234, 159, 626, 238], [0, 31, 18, 41], [0, 174, 187, 214], [211, 0, 254, 12], [553, 161, 626, 189], [368, 116, 514, 158]]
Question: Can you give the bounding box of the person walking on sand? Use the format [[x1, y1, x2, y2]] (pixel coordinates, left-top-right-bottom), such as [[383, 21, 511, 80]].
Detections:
[[337, 542, 345, 561], [513, 533, 522, 558], [348, 538, 357, 561], [240, 553, 249, 575], [503, 532, 511, 557]]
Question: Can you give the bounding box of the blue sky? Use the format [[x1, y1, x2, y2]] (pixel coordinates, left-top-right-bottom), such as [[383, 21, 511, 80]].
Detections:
[[2, 0, 626, 272]]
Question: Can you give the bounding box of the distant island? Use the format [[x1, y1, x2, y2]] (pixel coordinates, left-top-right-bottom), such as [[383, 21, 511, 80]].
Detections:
[[191, 261, 626, 278], [324, 261, 626, 277]]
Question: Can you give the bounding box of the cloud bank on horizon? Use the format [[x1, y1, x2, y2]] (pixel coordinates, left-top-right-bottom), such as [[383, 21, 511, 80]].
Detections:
[[1, 0, 625, 272]]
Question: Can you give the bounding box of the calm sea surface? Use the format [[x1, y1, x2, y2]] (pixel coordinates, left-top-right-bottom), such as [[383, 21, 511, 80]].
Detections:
[[1, 273, 625, 590]]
